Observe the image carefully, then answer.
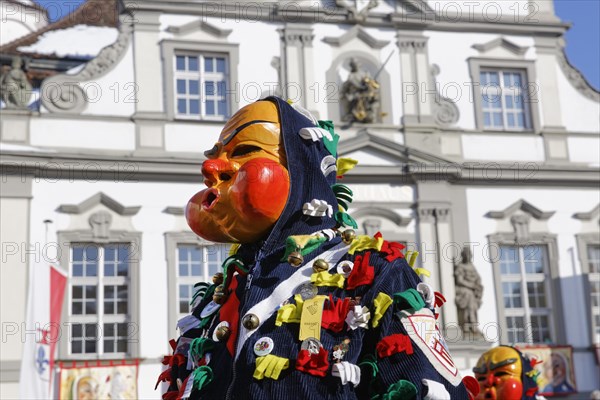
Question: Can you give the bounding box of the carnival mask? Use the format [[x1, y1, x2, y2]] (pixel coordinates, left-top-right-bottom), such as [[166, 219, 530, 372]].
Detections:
[[474, 346, 523, 400], [186, 101, 290, 243]]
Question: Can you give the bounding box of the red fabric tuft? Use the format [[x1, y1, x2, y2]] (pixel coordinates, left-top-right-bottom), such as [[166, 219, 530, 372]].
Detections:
[[321, 295, 351, 333], [462, 375, 480, 399], [526, 388, 538, 397], [380, 240, 405, 262], [155, 368, 172, 390], [296, 348, 330, 377], [169, 339, 177, 351], [530, 357, 543, 368], [161, 353, 186, 367], [219, 276, 240, 357], [376, 334, 413, 358], [346, 252, 375, 290], [162, 391, 179, 400], [434, 291, 446, 308]]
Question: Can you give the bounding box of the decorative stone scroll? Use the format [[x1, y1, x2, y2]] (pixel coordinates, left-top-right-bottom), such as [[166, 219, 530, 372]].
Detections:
[[40, 24, 132, 114], [430, 64, 459, 128]]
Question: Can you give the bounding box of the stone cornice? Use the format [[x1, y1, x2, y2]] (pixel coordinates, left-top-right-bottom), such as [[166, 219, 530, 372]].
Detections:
[[166, 19, 232, 38], [57, 192, 141, 216], [121, 0, 569, 36], [484, 199, 555, 220], [472, 37, 528, 56], [573, 204, 600, 221], [2, 149, 599, 187]]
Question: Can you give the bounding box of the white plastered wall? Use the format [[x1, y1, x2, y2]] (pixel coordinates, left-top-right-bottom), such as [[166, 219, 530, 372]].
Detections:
[[466, 187, 600, 392], [29, 179, 209, 398]]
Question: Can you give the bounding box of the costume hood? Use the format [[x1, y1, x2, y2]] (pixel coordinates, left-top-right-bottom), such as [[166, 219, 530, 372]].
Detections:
[[243, 96, 340, 258]]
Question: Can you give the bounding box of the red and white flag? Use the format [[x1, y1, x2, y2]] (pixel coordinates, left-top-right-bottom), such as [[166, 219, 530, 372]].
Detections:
[[19, 262, 67, 399]]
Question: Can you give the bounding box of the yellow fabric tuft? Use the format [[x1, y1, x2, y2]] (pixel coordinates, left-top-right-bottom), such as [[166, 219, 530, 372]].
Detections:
[[228, 243, 241, 256], [405, 250, 419, 268], [254, 355, 290, 380], [413, 267, 431, 277], [336, 158, 358, 176], [275, 294, 304, 326], [288, 235, 315, 250], [372, 292, 392, 328], [348, 235, 384, 255], [311, 271, 345, 288]]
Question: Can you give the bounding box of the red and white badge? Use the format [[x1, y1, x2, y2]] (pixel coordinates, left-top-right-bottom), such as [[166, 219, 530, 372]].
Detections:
[[399, 307, 462, 386]]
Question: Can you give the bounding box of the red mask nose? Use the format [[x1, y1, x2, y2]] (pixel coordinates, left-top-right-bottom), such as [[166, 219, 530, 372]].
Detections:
[[201, 158, 234, 187], [485, 373, 496, 387]]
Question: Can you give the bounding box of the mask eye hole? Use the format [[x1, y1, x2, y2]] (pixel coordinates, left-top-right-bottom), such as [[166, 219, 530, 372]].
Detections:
[[231, 145, 261, 158], [494, 371, 510, 377]]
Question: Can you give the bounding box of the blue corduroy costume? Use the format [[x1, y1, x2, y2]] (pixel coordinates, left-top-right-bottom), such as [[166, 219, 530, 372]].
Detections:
[[163, 97, 470, 399]]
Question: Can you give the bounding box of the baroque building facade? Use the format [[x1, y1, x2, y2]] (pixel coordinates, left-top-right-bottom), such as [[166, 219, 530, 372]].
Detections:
[[1, 0, 599, 398]]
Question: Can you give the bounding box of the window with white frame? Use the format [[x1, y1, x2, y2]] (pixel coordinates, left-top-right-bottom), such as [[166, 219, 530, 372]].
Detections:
[[174, 54, 229, 120], [69, 243, 132, 356], [480, 69, 531, 131], [176, 244, 224, 318], [588, 244, 600, 342], [498, 244, 553, 344]]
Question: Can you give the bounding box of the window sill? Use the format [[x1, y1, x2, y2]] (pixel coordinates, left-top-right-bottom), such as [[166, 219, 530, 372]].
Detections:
[[172, 117, 228, 124], [478, 128, 538, 135]]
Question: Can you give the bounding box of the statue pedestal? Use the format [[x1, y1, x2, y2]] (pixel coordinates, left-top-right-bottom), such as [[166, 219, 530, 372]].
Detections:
[[0, 108, 32, 143]]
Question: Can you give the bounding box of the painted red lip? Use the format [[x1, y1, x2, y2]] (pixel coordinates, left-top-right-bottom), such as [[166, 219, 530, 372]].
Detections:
[[201, 188, 220, 210]]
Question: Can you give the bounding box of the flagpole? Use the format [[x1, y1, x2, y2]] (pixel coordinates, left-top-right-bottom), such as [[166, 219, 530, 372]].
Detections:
[[43, 219, 52, 245]]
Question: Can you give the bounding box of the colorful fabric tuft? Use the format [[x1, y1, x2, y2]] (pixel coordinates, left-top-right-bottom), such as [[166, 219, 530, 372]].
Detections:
[[393, 288, 426, 311], [295, 348, 330, 377], [311, 271, 345, 288], [382, 380, 417, 400], [348, 234, 384, 255], [321, 295, 351, 332], [275, 294, 304, 326], [346, 305, 371, 330], [254, 354, 290, 380], [371, 292, 393, 328], [376, 334, 414, 358], [376, 233, 405, 262], [346, 252, 375, 290], [191, 366, 213, 391], [332, 361, 361, 387]]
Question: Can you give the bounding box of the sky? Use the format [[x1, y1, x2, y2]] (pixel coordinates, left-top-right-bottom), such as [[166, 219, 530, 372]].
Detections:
[[33, 0, 600, 89]]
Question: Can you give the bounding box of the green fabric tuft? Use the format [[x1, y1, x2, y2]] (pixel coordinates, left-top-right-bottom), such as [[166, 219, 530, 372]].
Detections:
[[189, 337, 215, 365], [192, 365, 214, 391], [393, 288, 426, 311], [382, 380, 417, 400], [335, 211, 358, 229], [281, 235, 327, 261], [318, 120, 340, 156]]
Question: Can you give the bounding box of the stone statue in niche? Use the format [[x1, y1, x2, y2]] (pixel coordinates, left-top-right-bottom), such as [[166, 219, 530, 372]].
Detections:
[[0, 56, 32, 109], [340, 58, 380, 123], [454, 246, 484, 338]]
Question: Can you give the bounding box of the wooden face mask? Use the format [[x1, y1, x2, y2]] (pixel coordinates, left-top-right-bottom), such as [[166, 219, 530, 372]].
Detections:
[[474, 346, 524, 400], [186, 101, 290, 243]]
